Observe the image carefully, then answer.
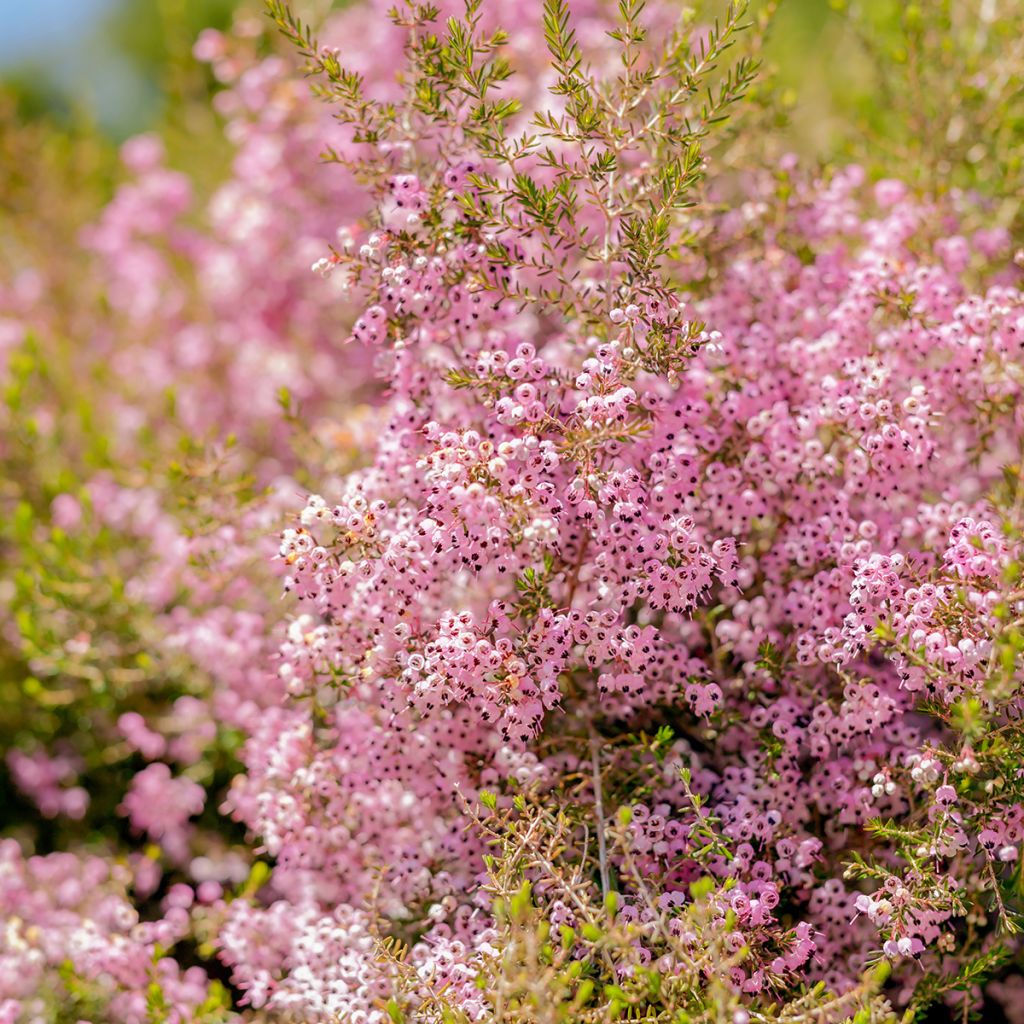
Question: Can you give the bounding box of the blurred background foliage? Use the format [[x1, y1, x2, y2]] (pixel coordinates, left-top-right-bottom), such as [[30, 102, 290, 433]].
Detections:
[[1, 0, 237, 137]]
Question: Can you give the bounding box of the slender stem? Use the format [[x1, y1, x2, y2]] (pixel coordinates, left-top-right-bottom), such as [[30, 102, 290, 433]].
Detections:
[[588, 724, 611, 899]]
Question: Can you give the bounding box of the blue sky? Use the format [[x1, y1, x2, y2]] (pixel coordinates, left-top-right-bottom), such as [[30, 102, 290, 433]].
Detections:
[[0, 0, 115, 65], [0, 0, 155, 134]]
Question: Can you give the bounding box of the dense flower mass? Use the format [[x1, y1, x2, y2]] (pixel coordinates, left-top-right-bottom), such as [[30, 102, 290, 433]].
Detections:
[[2, 0, 1024, 1022], [228, 138, 1024, 1020]]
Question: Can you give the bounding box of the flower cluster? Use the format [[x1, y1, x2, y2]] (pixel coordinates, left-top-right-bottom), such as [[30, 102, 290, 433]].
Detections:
[[0, 840, 223, 1023]]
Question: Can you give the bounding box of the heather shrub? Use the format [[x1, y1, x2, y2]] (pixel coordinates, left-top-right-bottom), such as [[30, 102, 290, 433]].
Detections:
[[1, 0, 1023, 1022], [222, 1, 1024, 1020]]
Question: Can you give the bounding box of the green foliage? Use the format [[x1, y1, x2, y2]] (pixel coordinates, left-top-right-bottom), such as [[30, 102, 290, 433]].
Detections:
[[0, 330, 249, 858], [762, 0, 1024, 234], [376, 790, 897, 1023]]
